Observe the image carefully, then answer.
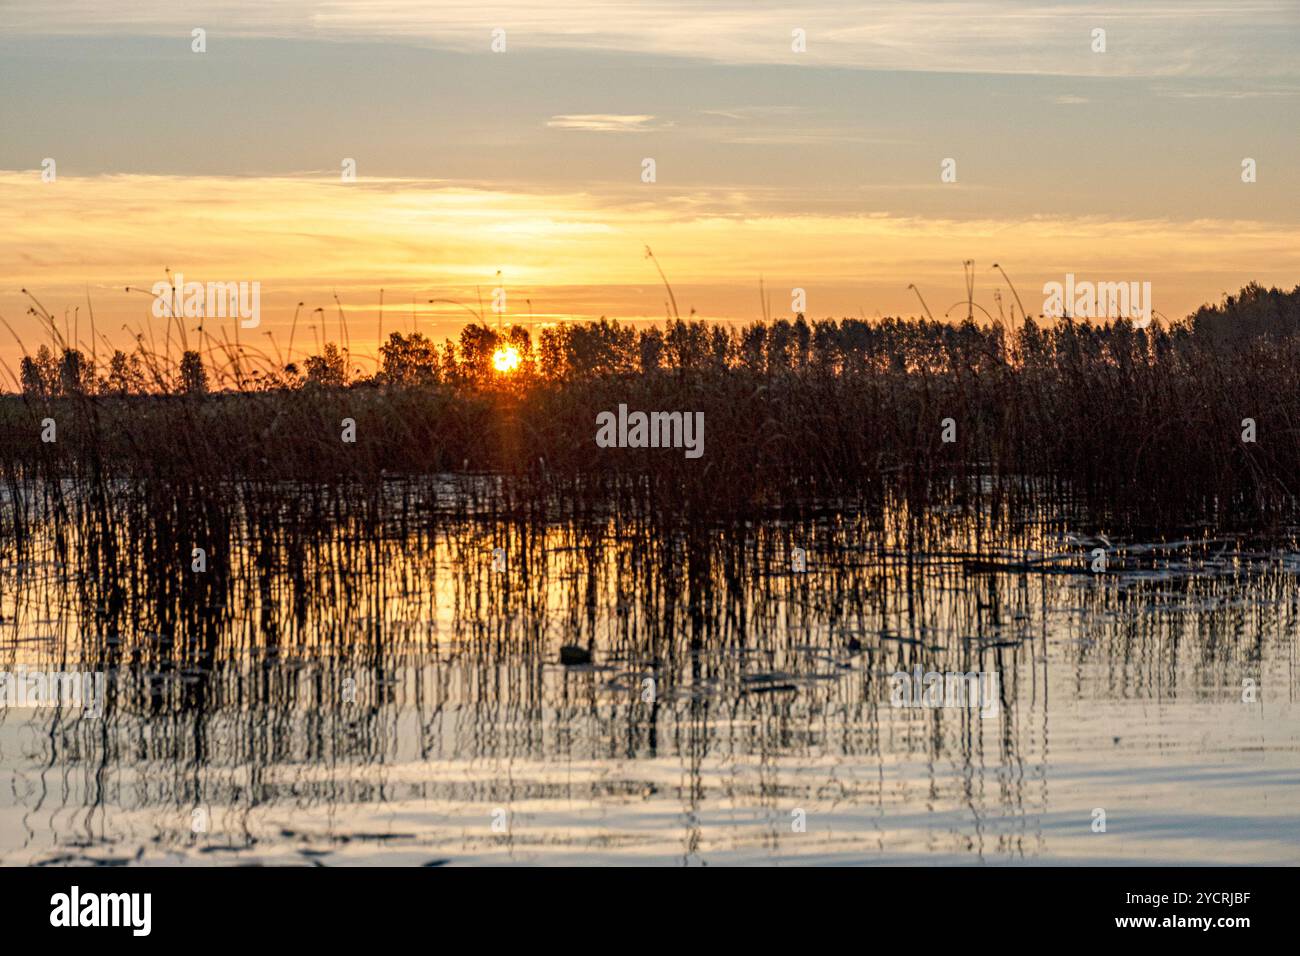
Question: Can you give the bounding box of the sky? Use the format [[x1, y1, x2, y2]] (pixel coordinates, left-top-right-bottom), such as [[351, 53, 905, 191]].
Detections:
[[1, 1, 1298, 373]]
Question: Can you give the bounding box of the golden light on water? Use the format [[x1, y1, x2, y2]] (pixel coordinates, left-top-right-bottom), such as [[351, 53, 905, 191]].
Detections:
[[492, 346, 521, 373]]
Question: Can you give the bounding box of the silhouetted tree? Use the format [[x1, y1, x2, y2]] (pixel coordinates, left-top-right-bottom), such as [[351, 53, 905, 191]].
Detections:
[[178, 350, 209, 395]]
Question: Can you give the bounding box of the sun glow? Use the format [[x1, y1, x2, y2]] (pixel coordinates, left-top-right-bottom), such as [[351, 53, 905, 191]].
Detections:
[[492, 346, 521, 373], [4, 171, 1299, 371]]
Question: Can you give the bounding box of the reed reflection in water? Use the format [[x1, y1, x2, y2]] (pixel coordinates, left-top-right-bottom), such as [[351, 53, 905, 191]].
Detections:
[[0, 482, 1297, 865]]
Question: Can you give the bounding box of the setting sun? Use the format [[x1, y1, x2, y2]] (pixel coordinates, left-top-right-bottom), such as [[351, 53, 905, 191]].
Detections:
[[492, 345, 521, 373], [4, 0, 1299, 893]]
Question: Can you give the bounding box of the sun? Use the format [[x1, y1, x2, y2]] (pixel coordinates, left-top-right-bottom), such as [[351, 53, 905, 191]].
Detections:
[[492, 345, 521, 373]]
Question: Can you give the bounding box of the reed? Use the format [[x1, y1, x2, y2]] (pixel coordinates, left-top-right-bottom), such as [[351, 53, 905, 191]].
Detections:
[[2, 282, 1299, 537]]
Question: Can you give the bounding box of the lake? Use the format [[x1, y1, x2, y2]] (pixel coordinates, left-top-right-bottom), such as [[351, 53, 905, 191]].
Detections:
[[1, 483, 1297, 865]]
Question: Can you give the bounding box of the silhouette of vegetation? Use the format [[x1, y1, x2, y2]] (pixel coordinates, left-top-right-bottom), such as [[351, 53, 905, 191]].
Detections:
[[3, 284, 1300, 531]]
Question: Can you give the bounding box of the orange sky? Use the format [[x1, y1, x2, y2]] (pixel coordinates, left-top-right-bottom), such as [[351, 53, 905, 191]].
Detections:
[[4, 171, 1299, 374], [2, 2, 1298, 376]]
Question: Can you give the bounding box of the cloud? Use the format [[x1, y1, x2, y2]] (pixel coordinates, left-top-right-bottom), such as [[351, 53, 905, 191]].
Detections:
[[4, 1, 1297, 80], [2, 172, 1298, 366], [547, 114, 658, 132], [1153, 87, 1300, 99]]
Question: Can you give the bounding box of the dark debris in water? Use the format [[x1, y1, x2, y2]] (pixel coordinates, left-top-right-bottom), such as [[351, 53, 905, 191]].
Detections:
[[560, 645, 592, 665]]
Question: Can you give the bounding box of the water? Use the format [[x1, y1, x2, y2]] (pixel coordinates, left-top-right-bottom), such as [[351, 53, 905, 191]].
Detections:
[[1, 485, 1297, 865]]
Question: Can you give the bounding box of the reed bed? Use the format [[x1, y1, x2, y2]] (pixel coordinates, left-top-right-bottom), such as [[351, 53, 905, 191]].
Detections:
[[2, 282, 1300, 538], [3, 482, 1286, 863], [3, 282, 1296, 864]]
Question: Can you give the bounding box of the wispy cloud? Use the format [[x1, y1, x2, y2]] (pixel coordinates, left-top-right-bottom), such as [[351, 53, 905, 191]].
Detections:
[[1153, 87, 1300, 99], [4, 1, 1297, 79], [3, 172, 1298, 363], [547, 114, 658, 132]]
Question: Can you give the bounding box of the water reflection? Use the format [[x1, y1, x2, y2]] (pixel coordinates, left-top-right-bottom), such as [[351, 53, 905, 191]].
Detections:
[[1, 482, 1297, 864]]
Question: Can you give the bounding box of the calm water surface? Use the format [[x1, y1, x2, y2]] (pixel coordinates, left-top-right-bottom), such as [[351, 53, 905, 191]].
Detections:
[[1, 486, 1297, 865]]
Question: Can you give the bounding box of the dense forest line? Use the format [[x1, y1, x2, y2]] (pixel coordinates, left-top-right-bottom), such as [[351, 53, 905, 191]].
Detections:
[[2, 282, 1299, 531]]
